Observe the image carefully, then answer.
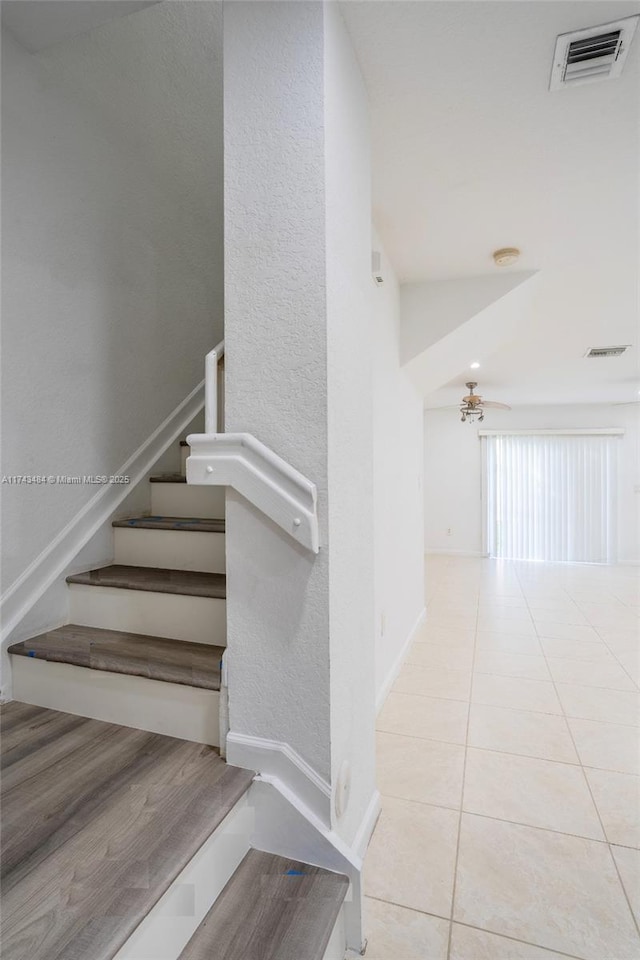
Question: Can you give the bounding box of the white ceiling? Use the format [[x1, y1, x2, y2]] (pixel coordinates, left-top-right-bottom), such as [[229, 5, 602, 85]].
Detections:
[[342, 1, 640, 407]]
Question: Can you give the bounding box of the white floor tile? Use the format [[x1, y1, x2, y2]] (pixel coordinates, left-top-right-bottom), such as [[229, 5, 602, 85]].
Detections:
[[463, 748, 604, 840], [377, 691, 469, 744], [454, 814, 640, 960], [610, 845, 640, 926], [468, 703, 579, 763], [450, 925, 580, 960], [405, 643, 474, 671], [363, 897, 449, 960], [568, 718, 640, 775], [393, 663, 472, 702], [555, 683, 640, 726], [474, 651, 550, 681], [364, 796, 459, 916], [534, 622, 601, 642], [376, 731, 465, 808], [546, 656, 637, 691], [585, 768, 640, 847], [475, 632, 543, 655], [472, 674, 563, 715]]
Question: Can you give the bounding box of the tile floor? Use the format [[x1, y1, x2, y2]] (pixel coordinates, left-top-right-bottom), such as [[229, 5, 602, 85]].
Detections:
[[364, 555, 640, 960]]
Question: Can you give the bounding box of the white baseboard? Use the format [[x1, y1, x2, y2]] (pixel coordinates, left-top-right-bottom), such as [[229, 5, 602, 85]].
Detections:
[[375, 607, 426, 714], [226, 730, 332, 826], [1, 381, 205, 645], [352, 789, 381, 860], [113, 793, 253, 960], [11, 656, 220, 745], [425, 548, 485, 557]]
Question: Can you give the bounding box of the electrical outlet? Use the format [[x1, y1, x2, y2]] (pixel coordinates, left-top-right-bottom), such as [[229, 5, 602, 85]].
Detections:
[[447, 527, 453, 537]]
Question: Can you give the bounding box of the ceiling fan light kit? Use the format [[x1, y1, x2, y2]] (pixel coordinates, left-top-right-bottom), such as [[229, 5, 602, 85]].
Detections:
[[459, 382, 511, 422]]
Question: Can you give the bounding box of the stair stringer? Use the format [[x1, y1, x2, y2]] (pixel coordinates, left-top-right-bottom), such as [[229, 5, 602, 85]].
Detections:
[[186, 432, 319, 553], [246, 774, 370, 956]]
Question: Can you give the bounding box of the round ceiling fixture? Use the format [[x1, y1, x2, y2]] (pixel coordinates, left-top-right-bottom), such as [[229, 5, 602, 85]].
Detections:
[[493, 247, 520, 267], [470, 361, 481, 369]]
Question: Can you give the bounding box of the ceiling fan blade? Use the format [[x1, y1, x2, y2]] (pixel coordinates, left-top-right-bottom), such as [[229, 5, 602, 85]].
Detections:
[[482, 401, 512, 410]]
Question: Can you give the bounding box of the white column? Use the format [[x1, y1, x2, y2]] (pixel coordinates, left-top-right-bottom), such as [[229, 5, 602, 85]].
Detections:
[[223, 0, 376, 849]]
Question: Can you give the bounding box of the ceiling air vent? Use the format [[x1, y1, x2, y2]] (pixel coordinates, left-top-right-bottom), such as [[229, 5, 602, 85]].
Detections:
[[585, 345, 631, 358], [549, 16, 639, 90]]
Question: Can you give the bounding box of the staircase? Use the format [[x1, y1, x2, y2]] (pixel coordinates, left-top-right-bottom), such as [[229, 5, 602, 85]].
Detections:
[[8, 451, 227, 746], [3, 432, 349, 960]]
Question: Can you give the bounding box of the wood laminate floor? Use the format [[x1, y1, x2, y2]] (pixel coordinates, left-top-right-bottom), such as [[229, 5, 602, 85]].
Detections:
[[112, 516, 225, 533], [178, 850, 349, 960], [0, 702, 253, 960], [8, 625, 224, 690], [66, 564, 226, 598]]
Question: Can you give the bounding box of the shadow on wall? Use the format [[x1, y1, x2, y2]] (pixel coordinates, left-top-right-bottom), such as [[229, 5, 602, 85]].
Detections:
[[1, 1, 224, 589]]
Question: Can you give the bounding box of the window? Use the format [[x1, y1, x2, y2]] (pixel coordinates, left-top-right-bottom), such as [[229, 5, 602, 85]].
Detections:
[[482, 432, 619, 563]]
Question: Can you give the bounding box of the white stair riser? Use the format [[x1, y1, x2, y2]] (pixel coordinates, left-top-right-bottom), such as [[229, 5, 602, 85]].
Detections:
[[69, 585, 226, 646], [151, 484, 225, 519], [10, 656, 220, 745], [114, 528, 225, 574], [113, 796, 254, 960], [324, 909, 346, 960]]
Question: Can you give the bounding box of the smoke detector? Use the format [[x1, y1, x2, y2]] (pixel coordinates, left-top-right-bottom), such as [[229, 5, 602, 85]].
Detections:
[[549, 16, 639, 90], [493, 247, 520, 267], [585, 345, 631, 358]]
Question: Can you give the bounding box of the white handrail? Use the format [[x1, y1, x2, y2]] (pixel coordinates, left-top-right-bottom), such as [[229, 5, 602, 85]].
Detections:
[[205, 339, 225, 434], [194, 337, 319, 552]]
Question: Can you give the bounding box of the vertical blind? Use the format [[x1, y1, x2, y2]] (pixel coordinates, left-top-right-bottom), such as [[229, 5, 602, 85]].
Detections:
[[483, 433, 619, 563]]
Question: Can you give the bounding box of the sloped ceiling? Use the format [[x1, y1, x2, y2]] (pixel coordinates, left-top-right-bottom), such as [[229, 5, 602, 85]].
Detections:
[[342, 1, 640, 406]]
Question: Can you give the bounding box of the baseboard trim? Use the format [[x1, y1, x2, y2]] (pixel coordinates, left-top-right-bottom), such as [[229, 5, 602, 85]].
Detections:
[[375, 607, 426, 714], [226, 730, 332, 826], [352, 788, 381, 860], [0, 381, 205, 644], [425, 549, 485, 557]]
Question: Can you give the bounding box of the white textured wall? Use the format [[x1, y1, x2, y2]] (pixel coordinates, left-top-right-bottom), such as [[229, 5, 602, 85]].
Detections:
[[424, 404, 640, 563], [224, 1, 385, 846], [372, 241, 425, 704], [1, 3, 223, 588], [223, 0, 332, 781], [324, 1, 376, 844]]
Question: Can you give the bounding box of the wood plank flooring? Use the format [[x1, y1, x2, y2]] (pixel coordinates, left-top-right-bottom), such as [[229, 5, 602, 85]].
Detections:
[[1, 702, 253, 960], [112, 516, 225, 533], [66, 565, 226, 598], [178, 850, 348, 960], [8, 625, 223, 690]]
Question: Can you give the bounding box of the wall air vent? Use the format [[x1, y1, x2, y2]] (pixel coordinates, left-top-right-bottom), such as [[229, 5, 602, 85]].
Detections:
[[549, 16, 639, 90], [585, 345, 631, 358]]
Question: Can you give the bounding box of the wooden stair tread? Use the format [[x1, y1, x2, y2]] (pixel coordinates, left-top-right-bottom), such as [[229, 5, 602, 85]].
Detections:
[[178, 849, 348, 960], [112, 515, 225, 533], [8, 625, 224, 691], [0, 702, 254, 960], [66, 564, 226, 598], [149, 473, 187, 483]]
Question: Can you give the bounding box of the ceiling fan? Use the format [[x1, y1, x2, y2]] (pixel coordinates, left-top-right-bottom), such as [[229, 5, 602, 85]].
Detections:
[[459, 382, 511, 422]]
